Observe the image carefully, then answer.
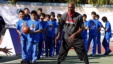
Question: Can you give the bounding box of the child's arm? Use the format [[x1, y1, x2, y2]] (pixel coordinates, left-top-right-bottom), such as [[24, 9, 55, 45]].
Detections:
[[34, 29, 42, 33], [104, 22, 109, 31], [17, 30, 22, 36], [29, 22, 42, 34], [34, 22, 43, 33], [16, 21, 22, 36], [105, 28, 108, 31], [27, 29, 42, 34]]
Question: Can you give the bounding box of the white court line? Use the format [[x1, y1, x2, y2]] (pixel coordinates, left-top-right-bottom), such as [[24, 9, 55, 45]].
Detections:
[[100, 57, 113, 61]]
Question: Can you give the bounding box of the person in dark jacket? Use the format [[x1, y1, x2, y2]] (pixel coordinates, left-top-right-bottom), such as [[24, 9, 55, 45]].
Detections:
[[0, 16, 6, 40], [55, 2, 89, 64]]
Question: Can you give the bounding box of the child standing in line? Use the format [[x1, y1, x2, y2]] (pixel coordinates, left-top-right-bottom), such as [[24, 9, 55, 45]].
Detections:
[[95, 14, 103, 55], [87, 11, 102, 56], [55, 14, 62, 56], [81, 14, 88, 51], [45, 14, 58, 57], [16, 10, 29, 64], [27, 10, 42, 64], [38, 13, 47, 59], [102, 16, 112, 55]]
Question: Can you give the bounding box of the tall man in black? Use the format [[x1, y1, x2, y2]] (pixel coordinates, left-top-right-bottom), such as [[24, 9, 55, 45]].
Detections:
[[0, 16, 5, 40], [55, 2, 89, 64]]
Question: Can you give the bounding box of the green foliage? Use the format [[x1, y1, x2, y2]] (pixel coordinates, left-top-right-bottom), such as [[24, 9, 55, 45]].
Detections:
[[59, 0, 68, 3], [14, 0, 112, 6], [110, 0, 113, 4], [10, 0, 16, 4], [67, 0, 78, 6], [77, 0, 87, 4], [88, 0, 109, 6], [89, 0, 97, 6], [97, 0, 109, 5]]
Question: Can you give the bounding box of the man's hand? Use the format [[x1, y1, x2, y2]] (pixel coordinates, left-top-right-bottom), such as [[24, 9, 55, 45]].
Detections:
[[2, 47, 12, 56], [68, 34, 75, 42]]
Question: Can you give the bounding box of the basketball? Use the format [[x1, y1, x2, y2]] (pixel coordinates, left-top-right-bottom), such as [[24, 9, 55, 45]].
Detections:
[[22, 26, 30, 33]]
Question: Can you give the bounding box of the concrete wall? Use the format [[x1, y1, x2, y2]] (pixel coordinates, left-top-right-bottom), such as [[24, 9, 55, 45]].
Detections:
[[0, 2, 113, 30]]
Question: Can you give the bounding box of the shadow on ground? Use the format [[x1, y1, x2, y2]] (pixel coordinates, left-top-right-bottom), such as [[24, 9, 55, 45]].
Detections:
[[0, 54, 113, 64], [0, 55, 21, 63]]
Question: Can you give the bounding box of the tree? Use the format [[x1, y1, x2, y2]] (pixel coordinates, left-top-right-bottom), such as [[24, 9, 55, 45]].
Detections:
[[77, 0, 87, 4], [67, 0, 78, 6], [97, 0, 109, 5], [110, 0, 113, 4], [10, 0, 112, 6], [10, 0, 16, 4], [87, 0, 109, 6]]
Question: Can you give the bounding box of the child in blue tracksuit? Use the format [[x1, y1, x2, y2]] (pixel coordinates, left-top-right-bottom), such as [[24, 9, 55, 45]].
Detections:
[[27, 10, 42, 64], [81, 14, 88, 51], [95, 14, 103, 55], [55, 14, 62, 56], [46, 14, 58, 57], [38, 13, 47, 59], [24, 8, 30, 20], [87, 11, 102, 56], [102, 16, 112, 55], [16, 10, 29, 64]]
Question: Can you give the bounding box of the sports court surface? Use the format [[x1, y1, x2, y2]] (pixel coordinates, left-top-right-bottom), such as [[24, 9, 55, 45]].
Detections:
[[0, 45, 113, 64], [0, 36, 113, 64]]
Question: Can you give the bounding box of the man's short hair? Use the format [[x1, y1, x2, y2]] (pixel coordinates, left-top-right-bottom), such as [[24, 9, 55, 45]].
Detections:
[[68, 2, 75, 7]]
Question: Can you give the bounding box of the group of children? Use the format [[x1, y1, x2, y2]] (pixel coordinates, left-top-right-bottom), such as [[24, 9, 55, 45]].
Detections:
[[16, 8, 62, 64], [81, 11, 112, 56], [16, 7, 112, 64]]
